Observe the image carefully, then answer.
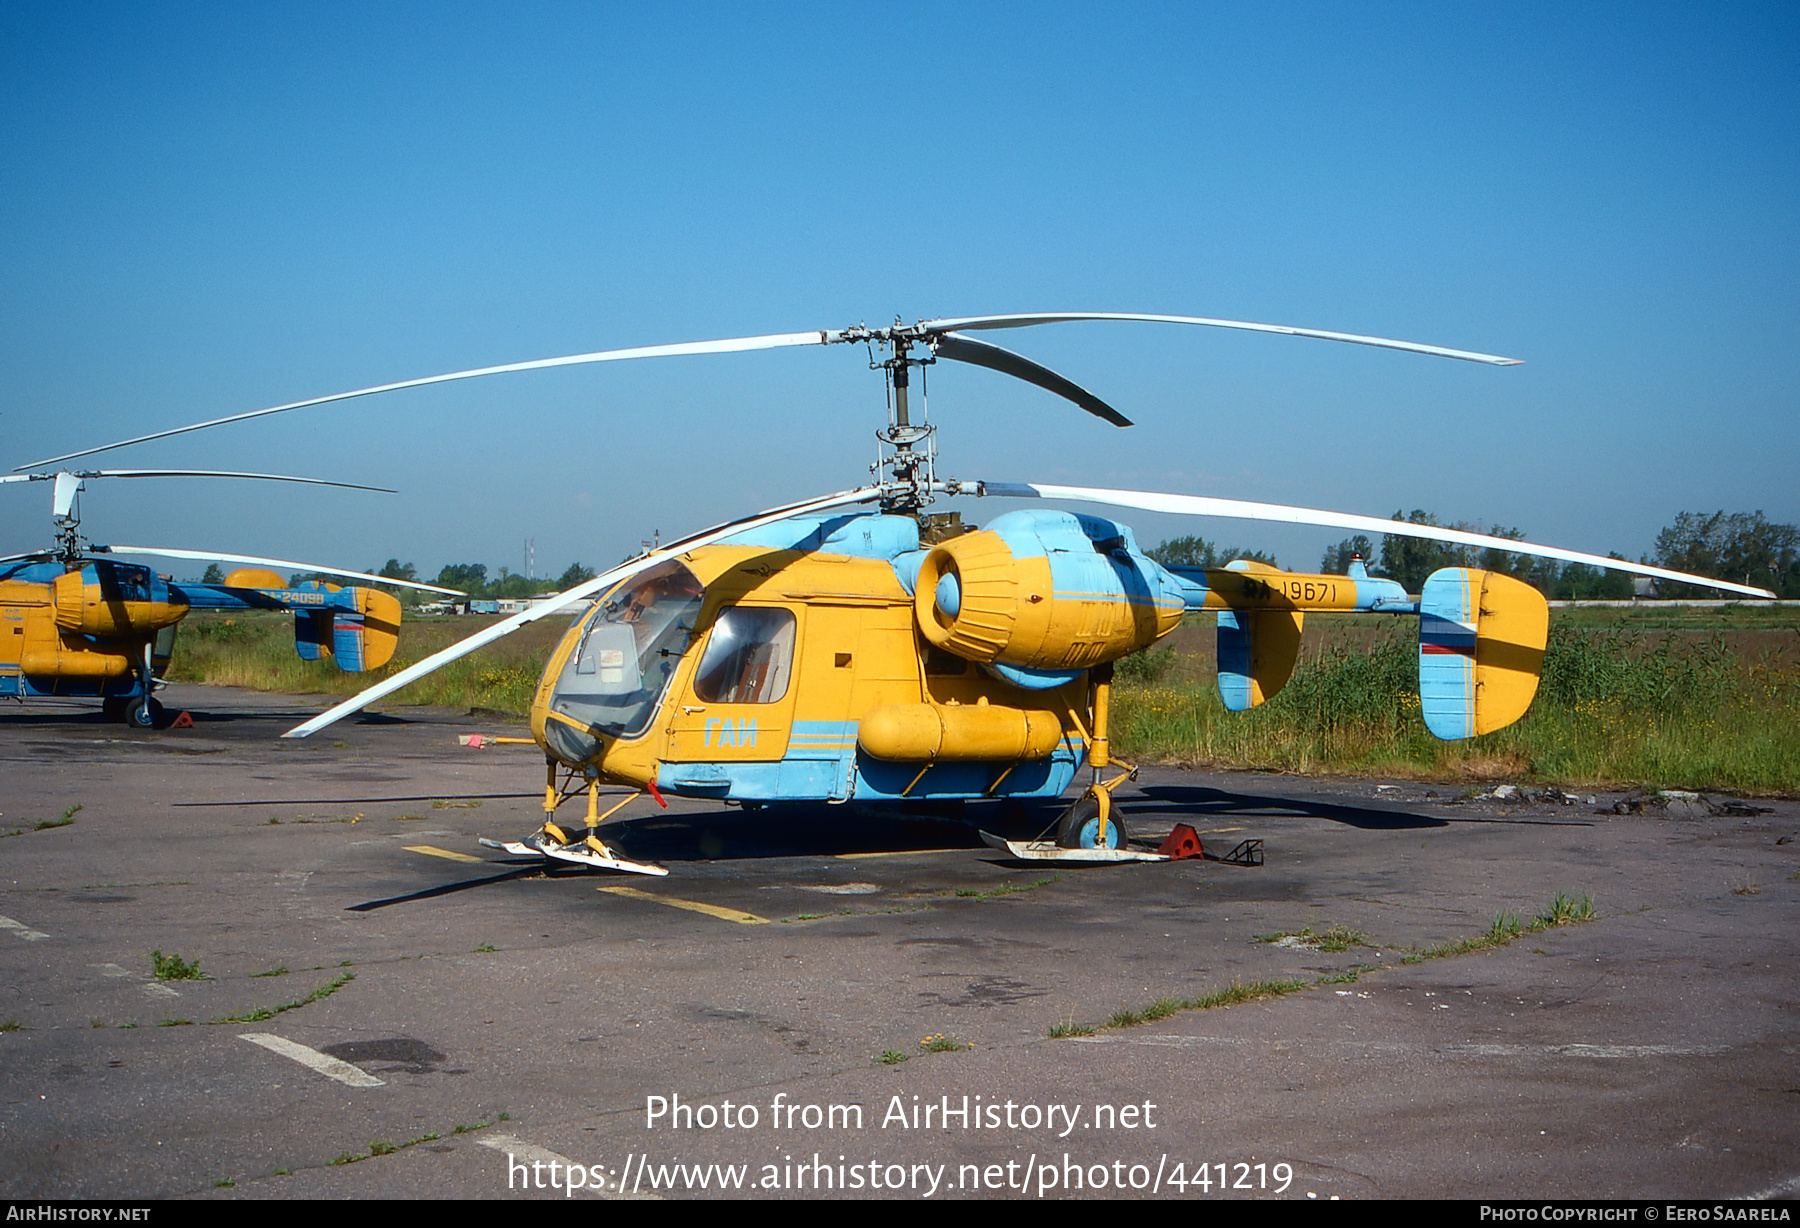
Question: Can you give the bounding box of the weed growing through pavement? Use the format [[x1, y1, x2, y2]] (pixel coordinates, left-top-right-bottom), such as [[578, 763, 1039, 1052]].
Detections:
[[1254, 924, 1370, 953], [251, 964, 288, 978], [877, 1050, 909, 1066], [920, 1033, 974, 1053], [0, 1019, 21, 1033], [954, 875, 1063, 900], [35, 804, 82, 832], [151, 950, 206, 981], [208, 971, 354, 1025]]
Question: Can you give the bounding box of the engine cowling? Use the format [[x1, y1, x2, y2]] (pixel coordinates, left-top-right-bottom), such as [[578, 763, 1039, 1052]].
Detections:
[[912, 510, 1184, 670], [51, 562, 186, 638]]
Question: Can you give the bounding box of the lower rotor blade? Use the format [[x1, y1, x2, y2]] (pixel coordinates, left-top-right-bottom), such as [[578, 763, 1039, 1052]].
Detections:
[[977, 482, 1777, 599], [21, 330, 836, 470], [922, 312, 1523, 366], [105, 547, 464, 595], [932, 333, 1132, 427], [280, 484, 884, 739]]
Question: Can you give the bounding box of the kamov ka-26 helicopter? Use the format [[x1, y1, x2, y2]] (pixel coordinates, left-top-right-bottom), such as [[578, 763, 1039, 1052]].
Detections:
[[0, 468, 461, 725], [29, 312, 1773, 867]]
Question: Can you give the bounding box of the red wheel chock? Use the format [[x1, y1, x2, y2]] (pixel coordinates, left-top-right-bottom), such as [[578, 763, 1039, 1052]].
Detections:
[[1157, 823, 1204, 860]]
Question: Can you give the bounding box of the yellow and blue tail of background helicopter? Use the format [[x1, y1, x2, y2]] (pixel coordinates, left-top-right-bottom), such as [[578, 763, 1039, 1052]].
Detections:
[[177, 570, 402, 672]]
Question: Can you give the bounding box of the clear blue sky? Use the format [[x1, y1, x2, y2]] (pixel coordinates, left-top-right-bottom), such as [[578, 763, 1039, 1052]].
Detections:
[[3, 3, 1795, 581]]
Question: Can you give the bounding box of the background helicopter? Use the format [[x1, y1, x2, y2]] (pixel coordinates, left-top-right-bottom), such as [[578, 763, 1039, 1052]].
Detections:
[[32, 313, 1773, 859], [0, 468, 461, 726]]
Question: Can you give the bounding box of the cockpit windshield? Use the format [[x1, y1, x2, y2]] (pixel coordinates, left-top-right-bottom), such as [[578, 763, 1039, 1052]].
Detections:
[[547, 560, 704, 747]]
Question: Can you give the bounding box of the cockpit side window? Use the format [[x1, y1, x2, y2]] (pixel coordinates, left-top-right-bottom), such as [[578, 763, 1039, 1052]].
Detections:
[[692, 607, 796, 704]]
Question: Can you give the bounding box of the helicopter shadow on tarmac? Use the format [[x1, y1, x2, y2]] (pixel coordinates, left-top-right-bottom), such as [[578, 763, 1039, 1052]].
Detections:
[[1123, 783, 1448, 831], [1124, 783, 1594, 831]]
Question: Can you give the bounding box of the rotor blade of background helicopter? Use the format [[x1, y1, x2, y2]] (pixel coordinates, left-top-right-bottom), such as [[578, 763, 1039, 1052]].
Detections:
[[103, 547, 466, 595], [280, 484, 885, 739], [931, 333, 1133, 427], [977, 482, 1777, 599], [88, 469, 396, 493], [0, 551, 56, 565], [19, 331, 837, 470], [922, 313, 1524, 366]]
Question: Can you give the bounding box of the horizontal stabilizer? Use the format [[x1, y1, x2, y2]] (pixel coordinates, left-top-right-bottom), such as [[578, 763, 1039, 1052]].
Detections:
[[1418, 568, 1548, 739]]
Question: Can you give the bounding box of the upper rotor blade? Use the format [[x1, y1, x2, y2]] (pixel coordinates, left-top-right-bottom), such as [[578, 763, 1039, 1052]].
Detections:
[[279, 484, 885, 739], [105, 547, 464, 595], [20, 330, 835, 469], [932, 333, 1132, 427], [978, 482, 1778, 599], [922, 313, 1523, 366], [88, 469, 395, 493]]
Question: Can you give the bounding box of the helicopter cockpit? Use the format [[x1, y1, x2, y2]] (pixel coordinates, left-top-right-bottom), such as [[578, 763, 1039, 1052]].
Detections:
[[543, 559, 705, 763]]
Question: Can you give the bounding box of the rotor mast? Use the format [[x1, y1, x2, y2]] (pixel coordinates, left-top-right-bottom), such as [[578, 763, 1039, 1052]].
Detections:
[[853, 320, 942, 516]]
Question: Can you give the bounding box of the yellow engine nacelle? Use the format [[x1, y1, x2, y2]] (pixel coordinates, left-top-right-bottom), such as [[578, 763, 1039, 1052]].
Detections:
[[913, 525, 1182, 671], [52, 568, 187, 637]]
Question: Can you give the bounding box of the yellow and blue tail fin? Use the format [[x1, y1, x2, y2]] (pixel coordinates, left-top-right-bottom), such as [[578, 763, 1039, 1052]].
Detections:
[[1418, 568, 1548, 739]]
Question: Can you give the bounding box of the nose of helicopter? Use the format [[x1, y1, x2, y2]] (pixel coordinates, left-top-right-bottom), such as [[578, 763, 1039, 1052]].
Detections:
[[934, 571, 961, 618]]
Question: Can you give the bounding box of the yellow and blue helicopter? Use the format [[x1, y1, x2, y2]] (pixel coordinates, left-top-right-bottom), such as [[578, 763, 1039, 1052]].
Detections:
[[29, 313, 1771, 863], [0, 468, 460, 726]]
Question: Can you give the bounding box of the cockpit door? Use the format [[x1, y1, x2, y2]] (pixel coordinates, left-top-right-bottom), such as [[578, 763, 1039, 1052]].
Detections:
[[664, 604, 800, 762]]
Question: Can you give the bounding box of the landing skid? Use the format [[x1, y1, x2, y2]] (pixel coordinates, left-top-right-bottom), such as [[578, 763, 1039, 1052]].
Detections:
[[978, 830, 1170, 864], [477, 837, 669, 877]]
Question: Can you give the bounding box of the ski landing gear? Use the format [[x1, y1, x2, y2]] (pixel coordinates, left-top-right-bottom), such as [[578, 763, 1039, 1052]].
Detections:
[[481, 761, 667, 876], [978, 665, 1169, 863]]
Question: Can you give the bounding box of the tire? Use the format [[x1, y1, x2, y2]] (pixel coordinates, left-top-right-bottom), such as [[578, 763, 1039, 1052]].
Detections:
[[1054, 791, 1127, 850], [128, 697, 163, 729]]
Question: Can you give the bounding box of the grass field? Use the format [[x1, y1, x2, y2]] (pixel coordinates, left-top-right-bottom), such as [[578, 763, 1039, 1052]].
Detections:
[[167, 603, 1800, 795], [164, 610, 573, 717], [1112, 604, 1800, 795]]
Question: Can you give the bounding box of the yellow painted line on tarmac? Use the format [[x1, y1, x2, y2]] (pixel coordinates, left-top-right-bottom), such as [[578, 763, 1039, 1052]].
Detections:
[[405, 844, 483, 863], [597, 885, 768, 925], [835, 849, 965, 860]]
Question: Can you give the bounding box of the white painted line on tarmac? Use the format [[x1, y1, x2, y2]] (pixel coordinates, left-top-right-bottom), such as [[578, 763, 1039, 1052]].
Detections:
[[477, 1133, 661, 1200], [142, 982, 179, 999], [92, 963, 133, 977], [0, 915, 49, 941], [1441, 1043, 1730, 1058], [239, 1032, 385, 1087], [1747, 1174, 1800, 1200]]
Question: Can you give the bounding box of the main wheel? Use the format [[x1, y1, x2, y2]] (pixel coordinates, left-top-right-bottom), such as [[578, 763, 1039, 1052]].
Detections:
[[1054, 790, 1127, 850]]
